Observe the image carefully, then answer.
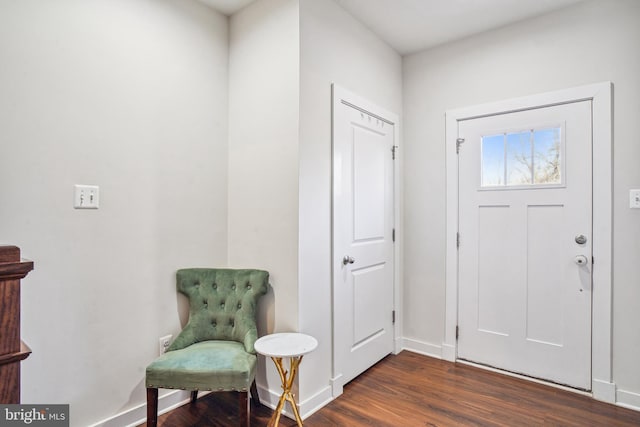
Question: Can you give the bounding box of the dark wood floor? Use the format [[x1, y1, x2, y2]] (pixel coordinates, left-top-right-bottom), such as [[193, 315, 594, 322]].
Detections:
[[145, 351, 640, 426]]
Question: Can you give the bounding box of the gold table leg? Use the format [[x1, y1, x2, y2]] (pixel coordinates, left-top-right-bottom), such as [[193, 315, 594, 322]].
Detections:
[[268, 355, 304, 427]]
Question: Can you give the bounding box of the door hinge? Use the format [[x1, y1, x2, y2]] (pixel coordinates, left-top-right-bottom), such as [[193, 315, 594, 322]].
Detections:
[[592, 256, 595, 264], [391, 145, 398, 160], [456, 232, 460, 249], [456, 138, 465, 154], [392, 310, 396, 324], [456, 325, 459, 340], [392, 228, 396, 242]]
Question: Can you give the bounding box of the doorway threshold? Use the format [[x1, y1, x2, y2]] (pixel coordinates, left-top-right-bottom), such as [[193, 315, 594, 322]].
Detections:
[[457, 358, 593, 397]]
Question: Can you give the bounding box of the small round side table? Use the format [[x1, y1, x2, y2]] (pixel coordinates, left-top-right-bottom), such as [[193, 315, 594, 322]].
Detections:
[[254, 333, 318, 427]]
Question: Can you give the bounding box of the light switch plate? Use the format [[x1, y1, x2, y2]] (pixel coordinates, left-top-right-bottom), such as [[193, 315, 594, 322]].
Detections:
[[74, 185, 99, 209], [630, 189, 640, 209]]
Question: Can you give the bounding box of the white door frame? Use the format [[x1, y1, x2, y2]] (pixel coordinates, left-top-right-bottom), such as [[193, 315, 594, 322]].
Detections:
[[444, 82, 614, 402], [330, 84, 402, 397]]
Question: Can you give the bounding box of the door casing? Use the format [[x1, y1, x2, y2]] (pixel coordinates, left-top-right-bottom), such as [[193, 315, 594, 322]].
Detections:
[[444, 82, 614, 402]]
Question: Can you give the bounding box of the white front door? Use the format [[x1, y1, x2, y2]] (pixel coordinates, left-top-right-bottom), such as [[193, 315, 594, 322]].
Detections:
[[332, 86, 396, 392], [457, 101, 593, 390]]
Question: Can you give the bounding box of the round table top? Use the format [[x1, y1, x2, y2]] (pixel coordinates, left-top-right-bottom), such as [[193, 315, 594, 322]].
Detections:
[[254, 332, 318, 357]]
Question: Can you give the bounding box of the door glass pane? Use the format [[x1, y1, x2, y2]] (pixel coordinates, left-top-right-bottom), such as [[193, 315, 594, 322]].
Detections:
[[506, 131, 532, 185], [481, 134, 504, 186], [480, 126, 562, 188], [533, 128, 561, 184]]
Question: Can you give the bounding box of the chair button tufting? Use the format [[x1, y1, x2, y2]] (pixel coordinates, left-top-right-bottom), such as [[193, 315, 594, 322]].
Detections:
[[232, 284, 236, 290], [212, 283, 217, 289], [246, 284, 252, 289], [220, 303, 225, 309], [237, 303, 242, 309]]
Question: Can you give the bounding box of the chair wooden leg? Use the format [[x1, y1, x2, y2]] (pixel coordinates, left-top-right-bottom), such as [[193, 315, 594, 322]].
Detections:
[[250, 380, 260, 405], [239, 391, 249, 427], [147, 388, 158, 427], [190, 390, 198, 404]]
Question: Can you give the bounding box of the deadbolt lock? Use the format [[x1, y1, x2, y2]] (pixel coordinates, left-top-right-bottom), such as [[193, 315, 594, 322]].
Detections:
[[575, 234, 587, 245]]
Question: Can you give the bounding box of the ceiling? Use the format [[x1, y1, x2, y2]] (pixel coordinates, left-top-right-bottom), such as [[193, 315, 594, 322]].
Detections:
[[198, 0, 585, 55], [197, 0, 257, 16]]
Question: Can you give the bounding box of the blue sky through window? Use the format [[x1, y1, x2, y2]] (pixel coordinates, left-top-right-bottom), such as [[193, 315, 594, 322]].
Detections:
[[481, 127, 561, 187], [533, 128, 561, 184], [506, 131, 531, 185], [481, 134, 504, 186]]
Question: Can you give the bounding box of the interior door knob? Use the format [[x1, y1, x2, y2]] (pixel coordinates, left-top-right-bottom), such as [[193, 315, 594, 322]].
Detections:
[[342, 255, 355, 265], [574, 255, 588, 265]]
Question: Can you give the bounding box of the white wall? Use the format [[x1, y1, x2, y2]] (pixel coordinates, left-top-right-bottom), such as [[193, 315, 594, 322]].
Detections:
[[0, 0, 229, 425], [402, 0, 640, 406], [6, 0, 637, 423], [227, 0, 300, 402], [298, 0, 402, 415]]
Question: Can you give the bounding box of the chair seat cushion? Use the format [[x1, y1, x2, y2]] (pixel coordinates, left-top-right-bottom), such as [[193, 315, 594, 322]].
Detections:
[[145, 341, 256, 391]]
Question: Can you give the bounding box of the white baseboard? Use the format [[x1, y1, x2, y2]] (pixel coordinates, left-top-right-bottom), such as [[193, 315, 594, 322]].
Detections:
[[617, 388, 640, 412], [257, 383, 297, 421], [401, 337, 442, 359], [299, 385, 333, 419], [88, 389, 192, 427], [441, 343, 456, 362], [592, 378, 616, 404], [394, 336, 403, 355], [256, 383, 283, 412], [257, 383, 333, 421], [330, 374, 344, 398]]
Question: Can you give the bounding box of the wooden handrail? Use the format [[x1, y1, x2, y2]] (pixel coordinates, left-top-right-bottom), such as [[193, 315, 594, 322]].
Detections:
[[0, 245, 33, 404]]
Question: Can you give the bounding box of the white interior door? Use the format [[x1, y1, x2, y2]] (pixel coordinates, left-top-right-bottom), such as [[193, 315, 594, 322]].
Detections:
[[332, 86, 395, 391], [457, 101, 592, 390]]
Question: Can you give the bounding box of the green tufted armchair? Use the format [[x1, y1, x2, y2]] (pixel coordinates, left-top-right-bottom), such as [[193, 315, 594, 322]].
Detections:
[[146, 268, 269, 427]]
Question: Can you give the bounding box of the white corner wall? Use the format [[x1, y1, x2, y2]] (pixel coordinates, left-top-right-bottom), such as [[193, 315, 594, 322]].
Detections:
[[402, 0, 640, 407], [0, 1, 229, 425], [298, 0, 402, 416], [228, 0, 300, 337], [227, 0, 300, 406]]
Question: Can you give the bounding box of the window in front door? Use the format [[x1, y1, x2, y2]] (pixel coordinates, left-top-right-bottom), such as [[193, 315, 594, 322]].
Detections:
[[481, 126, 564, 188]]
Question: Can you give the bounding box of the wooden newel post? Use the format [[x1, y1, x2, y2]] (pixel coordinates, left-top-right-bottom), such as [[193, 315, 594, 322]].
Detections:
[[0, 245, 34, 403]]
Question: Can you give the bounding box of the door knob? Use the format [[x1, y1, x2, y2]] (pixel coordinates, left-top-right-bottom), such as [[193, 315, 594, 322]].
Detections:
[[342, 255, 355, 265], [574, 255, 589, 265]]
